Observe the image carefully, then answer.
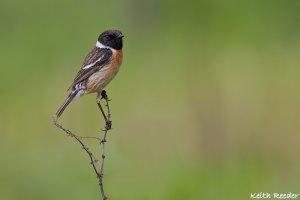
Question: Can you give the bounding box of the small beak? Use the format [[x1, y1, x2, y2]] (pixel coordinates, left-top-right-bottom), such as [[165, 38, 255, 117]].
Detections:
[[118, 34, 124, 39]]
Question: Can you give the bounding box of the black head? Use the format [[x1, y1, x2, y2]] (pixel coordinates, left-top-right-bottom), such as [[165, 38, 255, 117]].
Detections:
[[98, 30, 124, 50]]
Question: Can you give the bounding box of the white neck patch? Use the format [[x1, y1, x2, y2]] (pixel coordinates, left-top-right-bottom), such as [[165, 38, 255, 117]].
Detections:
[[96, 41, 115, 51]]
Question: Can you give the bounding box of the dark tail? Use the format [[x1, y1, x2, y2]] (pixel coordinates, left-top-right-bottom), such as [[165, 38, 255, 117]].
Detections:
[[56, 91, 78, 118]]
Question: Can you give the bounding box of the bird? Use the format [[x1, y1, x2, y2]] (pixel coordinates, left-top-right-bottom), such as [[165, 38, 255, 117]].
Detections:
[[55, 29, 124, 119]]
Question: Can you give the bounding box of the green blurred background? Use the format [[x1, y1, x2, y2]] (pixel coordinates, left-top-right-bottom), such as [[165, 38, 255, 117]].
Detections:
[[1, 0, 299, 199]]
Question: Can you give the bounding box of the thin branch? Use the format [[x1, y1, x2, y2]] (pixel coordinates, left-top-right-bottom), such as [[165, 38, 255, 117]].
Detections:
[[78, 136, 102, 140], [98, 94, 111, 177], [53, 121, 99, 177], [97, 90, 112, 199], [54, 90, 113, 200]]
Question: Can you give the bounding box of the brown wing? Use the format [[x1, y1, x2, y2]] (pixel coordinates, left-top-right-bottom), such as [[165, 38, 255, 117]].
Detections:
[[68, 48, 112, 90], [81, 47, 104, 68]]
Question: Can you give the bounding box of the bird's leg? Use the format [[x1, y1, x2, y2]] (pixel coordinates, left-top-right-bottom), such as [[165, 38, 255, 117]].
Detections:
[[97, 91, 108, 122], [101, 90, 112, 130]]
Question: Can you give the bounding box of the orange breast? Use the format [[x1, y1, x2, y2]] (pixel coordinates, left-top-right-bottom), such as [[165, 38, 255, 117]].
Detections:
[[85, 50, 123, 93], [112, 50, 123, 67]]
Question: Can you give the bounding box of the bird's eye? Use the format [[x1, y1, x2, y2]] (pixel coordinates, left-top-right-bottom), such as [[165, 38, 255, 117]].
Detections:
[[105, 35, 113, 40]]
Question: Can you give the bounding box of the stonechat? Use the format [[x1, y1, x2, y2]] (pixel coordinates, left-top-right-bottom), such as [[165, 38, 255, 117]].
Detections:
[[56, 29, 124, 118]]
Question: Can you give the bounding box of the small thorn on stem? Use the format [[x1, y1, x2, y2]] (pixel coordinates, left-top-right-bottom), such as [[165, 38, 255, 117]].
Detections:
[[105, 120, 112, 130]]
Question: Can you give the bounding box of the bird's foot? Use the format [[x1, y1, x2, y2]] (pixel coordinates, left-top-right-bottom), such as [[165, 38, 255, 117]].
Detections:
[[101, 90, 108, 100]]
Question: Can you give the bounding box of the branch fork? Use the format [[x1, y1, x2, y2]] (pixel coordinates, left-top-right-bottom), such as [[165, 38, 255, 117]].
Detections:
[[54, 90, 112, 200]]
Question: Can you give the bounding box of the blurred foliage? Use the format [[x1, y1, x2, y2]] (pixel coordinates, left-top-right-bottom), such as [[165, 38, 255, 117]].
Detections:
[[0, 0, 299, 199]]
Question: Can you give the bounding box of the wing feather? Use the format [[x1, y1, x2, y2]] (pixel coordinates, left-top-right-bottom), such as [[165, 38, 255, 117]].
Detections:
[[68, 48, 112, 90]]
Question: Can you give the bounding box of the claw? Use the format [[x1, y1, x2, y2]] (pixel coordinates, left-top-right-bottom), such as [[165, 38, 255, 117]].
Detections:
[[101, 90, 108, 99]]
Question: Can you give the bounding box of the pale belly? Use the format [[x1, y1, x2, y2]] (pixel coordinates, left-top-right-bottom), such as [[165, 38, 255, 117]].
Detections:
[[85, 64, 120, 94]]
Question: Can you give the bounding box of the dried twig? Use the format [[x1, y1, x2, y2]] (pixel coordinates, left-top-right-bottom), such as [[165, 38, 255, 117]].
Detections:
[[54, 90, 112, 200]]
